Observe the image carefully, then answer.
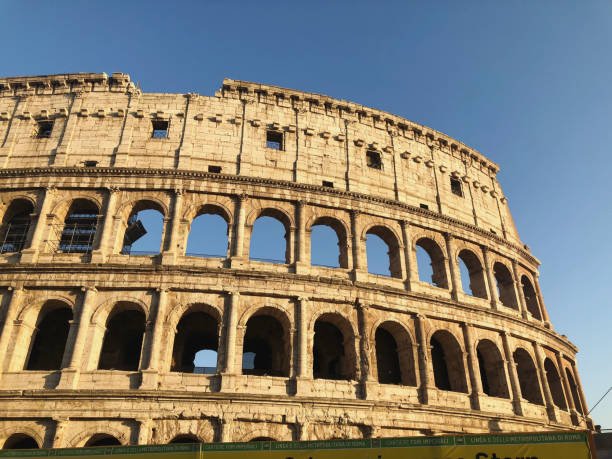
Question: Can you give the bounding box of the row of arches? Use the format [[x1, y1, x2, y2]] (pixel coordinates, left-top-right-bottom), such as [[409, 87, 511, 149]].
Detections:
[[9, 297, 583, 418], [0, 196, 545, 320]]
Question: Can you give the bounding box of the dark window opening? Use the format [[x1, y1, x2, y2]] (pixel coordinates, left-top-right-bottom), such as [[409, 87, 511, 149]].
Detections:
[[26, 305, 72, 370], [169, 435, 200, 444], [375, 328, 401, 384], [58, 200, 98, 253], [3, 434, 39, 450], [171, 310, 218, 373], [242, 314, 289, 377], [322, 181, 334, 188], [152, 120, 168, 139], [266, 130, 283, 150], [521, 276, 542, 320], [420, 203, 429, 210], [566, 368, 583, 414], [313, 319, 351, 380], [430, 331, 468, 393], [208, 165, 222, 173], [431, 337, 451, 391], [477, 349, 490, 395], [36, 121, 53, 138], [545, 358, 567, 410], [476, 340, 509, 398], [366, 150, 382, 169], [493, 262, 518, 309], [513, 348, 543, 405], [84, 160, 98, 167], [98, 307, 145, 371], [457, 249, 488, 299], [84, 435, 121, 447], [0, 199, 34, 254], [450, 177, 463, 197]]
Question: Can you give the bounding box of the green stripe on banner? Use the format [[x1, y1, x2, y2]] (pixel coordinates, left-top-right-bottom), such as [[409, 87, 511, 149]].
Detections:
[[460, 432, 588, 446]]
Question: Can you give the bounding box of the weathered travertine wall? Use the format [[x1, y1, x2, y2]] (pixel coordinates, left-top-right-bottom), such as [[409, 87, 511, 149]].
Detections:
[[0, 73, 591, 449]]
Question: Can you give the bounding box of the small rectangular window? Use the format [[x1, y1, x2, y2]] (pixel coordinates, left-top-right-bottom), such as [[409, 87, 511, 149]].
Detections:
[[208, 165, 222, 173], [322, 180, 334, 188], [152, 120, 168, 139], [266, 130, 283, 150], [420, 203, 429, 210], [36, 121, 53, 138], [84, 160, 98, 167], [450, 177, 463, 197], [366, 150, 382, 169]]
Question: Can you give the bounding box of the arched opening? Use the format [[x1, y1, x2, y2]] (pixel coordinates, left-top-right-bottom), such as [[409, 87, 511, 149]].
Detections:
[[310, 217, 348, 268], [375, 328, 400, 384], [493, 262, 518, 309], [416, 238, 448, 288], [476, 340, 509, 398], [457, 250, 487, 298], [3, 434, 39, 449], [121, 201, 165, 255], [513, 348, 543, 405], [430, 330, 467, 393], [26, 302, 72, 370], [545, 358, 567, 410], [98, 304, 146, 371], [0, 199, 34, 253], [521, 276, 541, 320], [249, 437, 276, 442], [171, 308, 219, 373], [249, 210, 290, 264], [365, 226, 401, 278], [313, 314, 355, 380], [242, 311, 289, 377], [186, 205, 229, 258], [169, 434, 200, 444], [58, 199, 99, 253], [84, 434, 121, 447], [566, 368, 583, 414]]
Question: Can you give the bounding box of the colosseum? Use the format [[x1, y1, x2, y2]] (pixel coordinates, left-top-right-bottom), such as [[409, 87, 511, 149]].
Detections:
[[0, 72, 593, 450]]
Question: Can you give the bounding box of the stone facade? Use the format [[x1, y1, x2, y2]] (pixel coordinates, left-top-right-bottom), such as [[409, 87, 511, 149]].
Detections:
[[0, 72, 592, 449]]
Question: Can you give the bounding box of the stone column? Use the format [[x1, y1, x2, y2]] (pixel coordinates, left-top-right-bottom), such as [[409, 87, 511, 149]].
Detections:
[[296, 296, 310, 379], [444, 233, 461, 300], [90, 187, 120, 263], [58, 286, 97, 389], [220, 416, 234, 442], [415, 313, 431, 404], [0, 94, 30, 168], [533, 273, 552, 329], [141, 288, 169, 389], [20, 187, 55, 263], [570, 360, 589, 419], [511, 259, 528, 318], [481, 246, 500, 310], [162, 189, 184, 265], [533, 342, 556, 422], [137, 419, 151, 445], [0, 286, 23, 374], [230, 194, 247, 267], [461, 323, 481, 410], [357, 300, 376, 399], [500, 331, 523, 416], [400, 220, 414, 290], [113, 88, 141, 167], [221, 291, 239, 391], [556, 351, 578, 422], [294, 201, 307, 274], [53, 90, 84, 167], [52, 418, 69, 448], [351, 210, 366, 281]]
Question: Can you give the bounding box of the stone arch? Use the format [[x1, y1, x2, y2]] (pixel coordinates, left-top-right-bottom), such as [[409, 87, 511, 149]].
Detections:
[[312, 311, 357, 380], [476, 339, 509, 398], [25, 300, 73, 371], [170, 303, 221, 373], [247, 207, 293, 264], [246, 206, 295, 229], [0, 426, 43, 450], [67, 425, 128, 448], [520, 275, 542, 320], [120, 199, 167, 255], [98, 301, 147, 371], [166, 301, 223, 332], [50, 195, 102, 223], [492, 261, 518, 309], [54, 198, 101, 254], [415, 237, 448, 288], [457, 249, 488, 298], [2, 433, 39, 449], [308, 215, 350, 268], [115, 196, 168, 221], [169, 434, 201, 444], [544, 357, 567, 410], [84, 434, 122, 447], [241, 425, 290, 442], [90, 295, 149, 326], [429, 329, 468, 393], [240, 305, 292, 377], [184, 203, 232, 258], [512, 347, 543, 405], [363, 224, 402, 278], [372, 320, 417, 386], [183, 201, 233, 225], [16, 293, 75, 323]]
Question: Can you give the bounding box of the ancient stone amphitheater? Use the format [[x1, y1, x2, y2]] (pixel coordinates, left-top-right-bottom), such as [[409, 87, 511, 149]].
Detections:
[[0, 72, 592, 450]]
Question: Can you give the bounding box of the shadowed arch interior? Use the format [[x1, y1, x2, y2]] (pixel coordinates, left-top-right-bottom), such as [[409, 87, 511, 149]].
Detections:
[[3, 434, 39, 449], [310, 216, 348, 268], [366, 225, 402, 278], [476, 340, 509, 398], [513, 348, 543, 405], [171, 306, 219, 373], [375, 322, 416, 386], [98, 303, 146, 371], [430, 330, 467, 393], [521, 276, 542, 320], [493, 262, 518, 309], [313, 313, 355, 380], [0, 199, 34, 253], [544, 358, 567, 410], [84, 434, 121, 447], [242, 309, 290, 377], [58, 199, 99, 253], [26, 301, 73, 371], [169, 434, 200, 444], [416, 238, 448, 288], [457, 249, 487, 298], [186, 204, 230, 258], [565, 368, 583, 414]]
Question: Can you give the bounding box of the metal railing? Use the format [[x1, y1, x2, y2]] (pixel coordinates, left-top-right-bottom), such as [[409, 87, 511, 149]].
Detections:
[[120, 249, 159, 256], [249, 256, 286, 264], [185, 252, 226, 259], [53, 222, 97, 254], [0, 222, 30, 253], [193, 366, 217, 375]]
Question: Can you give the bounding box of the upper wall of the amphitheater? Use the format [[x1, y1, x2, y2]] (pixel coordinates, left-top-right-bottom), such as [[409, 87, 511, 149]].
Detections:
[[0, 72, 521, 245]]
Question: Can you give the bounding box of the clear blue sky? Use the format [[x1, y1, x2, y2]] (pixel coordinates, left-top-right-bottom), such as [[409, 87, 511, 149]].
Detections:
[[2, 1, 610, 428]]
